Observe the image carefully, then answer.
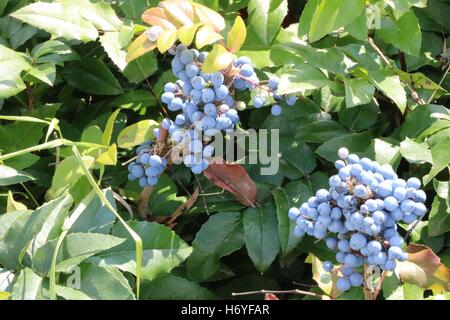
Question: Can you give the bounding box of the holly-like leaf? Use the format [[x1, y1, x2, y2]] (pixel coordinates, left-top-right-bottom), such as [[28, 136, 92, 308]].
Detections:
[[203, 158, 258, 207]]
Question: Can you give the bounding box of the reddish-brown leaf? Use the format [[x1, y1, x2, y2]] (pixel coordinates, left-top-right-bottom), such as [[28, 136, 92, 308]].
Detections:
[[264, 293, 279, 300], [397, 243, 450, 293], [203, 157, 258, 207], [141, 7, 177, 30]]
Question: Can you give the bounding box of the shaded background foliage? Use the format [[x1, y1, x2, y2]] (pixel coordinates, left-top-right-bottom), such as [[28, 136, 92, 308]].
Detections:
[[0, 0, 449, 300]]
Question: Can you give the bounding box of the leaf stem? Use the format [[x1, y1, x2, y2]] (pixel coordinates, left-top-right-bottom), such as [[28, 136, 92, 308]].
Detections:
[[231, 289, 324, 299]]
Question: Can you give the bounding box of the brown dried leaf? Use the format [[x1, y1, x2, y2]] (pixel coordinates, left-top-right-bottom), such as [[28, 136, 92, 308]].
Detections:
[[165, 186, 200, 226], [141, 7, 177, 30], [203, 157, 257, 207], [397, 243, 450, 293]]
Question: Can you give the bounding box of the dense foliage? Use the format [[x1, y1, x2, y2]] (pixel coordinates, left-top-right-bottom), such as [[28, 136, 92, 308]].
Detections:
[[0, 0, 449, 300]]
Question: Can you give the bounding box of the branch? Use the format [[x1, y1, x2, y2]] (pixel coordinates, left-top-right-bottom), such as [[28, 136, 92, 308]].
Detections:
[[231, 289, 325, 299], [137, 186, 153, 220], [427, 64, 450, 104], [367, 37, 426, 106]]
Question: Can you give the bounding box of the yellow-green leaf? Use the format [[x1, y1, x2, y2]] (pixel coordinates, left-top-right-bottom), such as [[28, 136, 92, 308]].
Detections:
[[117, 120, 159, 149], [308, 254, 337, 298], [178, 23, 201, 46], [160, 0, 193, 28], [192, 2, 225, 32], [202, 44, 234, 73], [97, 144, 117, 165], [102, 108, 121, 146], [0, 292, 10, 300], [157, 29, 177, 53], [7, 191, 27, 212], [195, 25, 223, 49], [126, 33, 156, 63], [226, 16, 246, 53]]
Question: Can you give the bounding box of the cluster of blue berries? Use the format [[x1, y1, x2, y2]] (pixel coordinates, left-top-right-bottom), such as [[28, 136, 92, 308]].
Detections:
[[288, 148, 428, 292], [127, 141, 168, 188], [253, 77, 298, 116]]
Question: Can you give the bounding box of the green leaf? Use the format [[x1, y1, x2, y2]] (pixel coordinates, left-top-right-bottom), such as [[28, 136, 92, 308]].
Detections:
[[227, 16, 246, 53], [32, 232, 125, 275], [11, 2, 98, 42], [69, 189, 117, 234], [123, 52, 158, 83], [187, 212, 244, 282], [140, 274, 218, 300], [400, 104, 450, 139], [344, 78, 375, 108], [277, 64, 331, 95], [296, 120, 349, 143], [400, 137, 433, 164], [45, 155, 95, 200], [99, 24, 134, 71], [424, 0, 450, 29], [117, 119, 159, 148], [427, 194, 450, 237], [92, 221, 191, 281], [148, 174, 187, 216], [202, 44, 234, 74], [345, 10, 368, 41], [377, 11, 422, 56], [369, 70, 407, 113], [102, 108, 121, 146], [0, 195, 73, 271], [338, 102, 379, 131], [272, 180, 312, 256], [316, 131, 374, 162], [365, 138, 402, 168], [309, 0, 365, 42], [0, 44, 30, 98], [62, 58, 123, 95], [279, 137, 316, 175], [68, 263, 135, 300], [243, 202, 280, 273], [246, 0, 288, 46], [61, 0, 122, 32], [11, 268, 46, 300], [26, 62, 56, 86], [31, 40, 75, 66], [0, 165, 34, 186], [423, 137, 450, 185], [298, 0, 319, 37]]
